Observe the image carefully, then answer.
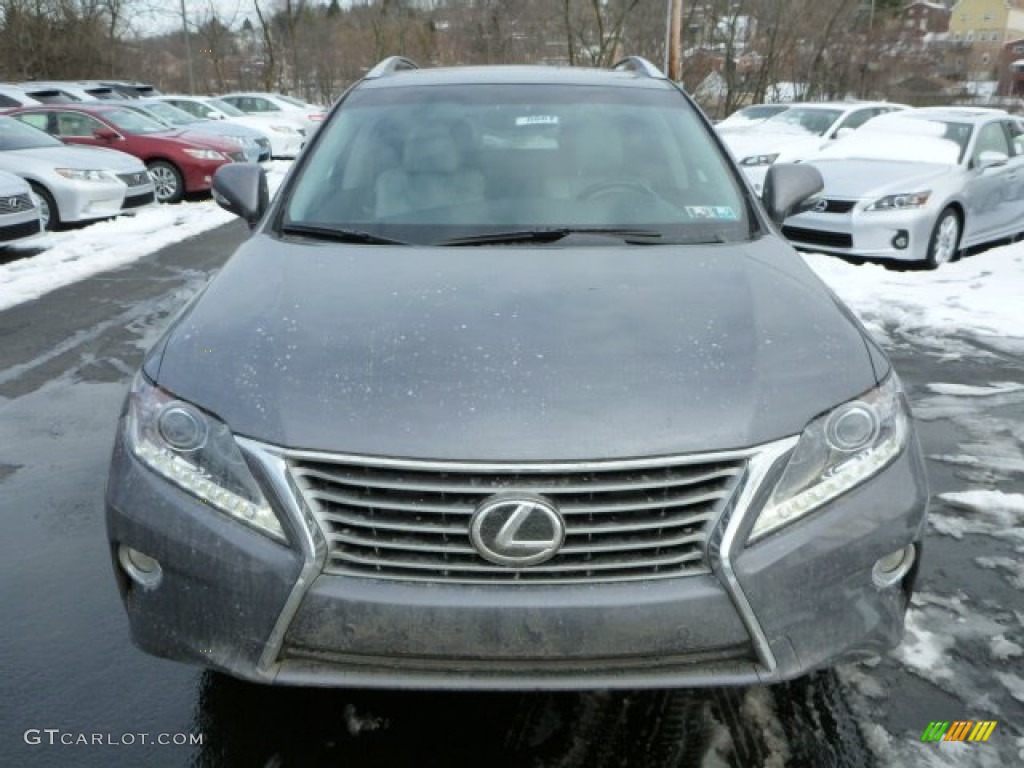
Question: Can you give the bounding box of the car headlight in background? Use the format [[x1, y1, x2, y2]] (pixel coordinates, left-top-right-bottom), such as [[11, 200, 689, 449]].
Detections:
[[865, 191, 931, 211], [124, 374, 285, 541], [183, 148, 228, 161], [749, 375, 910, 542], [739, 153, 780, 167], [55, 168, 111, 182]]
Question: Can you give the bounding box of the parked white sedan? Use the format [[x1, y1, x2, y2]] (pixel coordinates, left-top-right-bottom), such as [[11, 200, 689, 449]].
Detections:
[[723, 101, 907, 194], [0, 169, 43, 246], [218, 92, 326, 136], [0, 116, 155, 230], [783, 108, 1024, 269], [158, 95, 306, 159]]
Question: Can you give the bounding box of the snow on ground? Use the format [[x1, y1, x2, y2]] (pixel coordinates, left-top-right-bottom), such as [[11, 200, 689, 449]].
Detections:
[[0, 161, 292, 313], [801, 245, 1024, 349]]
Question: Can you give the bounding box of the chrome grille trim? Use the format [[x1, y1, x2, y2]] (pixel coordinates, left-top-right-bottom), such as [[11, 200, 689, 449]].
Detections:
[[0, 192, 34, 214], [288, 449, 753, 585], [116, 172, 150, 188]]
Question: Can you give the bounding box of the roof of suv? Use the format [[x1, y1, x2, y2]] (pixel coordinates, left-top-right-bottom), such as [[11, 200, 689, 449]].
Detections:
[[358, 64, 675, 90]]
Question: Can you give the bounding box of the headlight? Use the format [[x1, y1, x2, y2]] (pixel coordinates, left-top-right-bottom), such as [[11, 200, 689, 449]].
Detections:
[[739, 153, 779, 167], [269, 125, 299, 134], [124, 374, 285, 541], [220, 135, 245, 147], [865, 191, 931, 211], [183, 148, 228, 161], [55, 168, 110, 182], [749, 375, 910, 542]]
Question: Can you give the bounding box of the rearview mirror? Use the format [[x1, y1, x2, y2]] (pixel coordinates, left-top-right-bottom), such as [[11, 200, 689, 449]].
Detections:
[[762, 163, 824, 226], [212, 163, 268, 227]]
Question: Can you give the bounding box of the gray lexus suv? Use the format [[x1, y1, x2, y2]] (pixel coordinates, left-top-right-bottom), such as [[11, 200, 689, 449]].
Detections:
[[105, 57, 929, 689]]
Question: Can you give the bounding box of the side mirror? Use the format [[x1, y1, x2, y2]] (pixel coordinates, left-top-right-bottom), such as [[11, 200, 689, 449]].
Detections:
[[93, 127, 120, 141], [762, 163, 824, 226], [212, 163, 268, 227], [977, 150, 1008, 171]]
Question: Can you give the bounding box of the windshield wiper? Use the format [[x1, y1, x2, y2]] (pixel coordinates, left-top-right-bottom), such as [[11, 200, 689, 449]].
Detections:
[[280, 223, 409, 245], [437, 227, 664, 246]]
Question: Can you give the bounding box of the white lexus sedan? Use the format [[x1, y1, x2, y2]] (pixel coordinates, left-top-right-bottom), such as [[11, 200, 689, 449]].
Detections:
[[722, 101, 908, 194], [783, 108, 1024, 269], [0, 115, 155, 230]]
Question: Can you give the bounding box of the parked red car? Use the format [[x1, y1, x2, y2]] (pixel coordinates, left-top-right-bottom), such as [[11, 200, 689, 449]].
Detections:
[[5, 104, 245, 202]]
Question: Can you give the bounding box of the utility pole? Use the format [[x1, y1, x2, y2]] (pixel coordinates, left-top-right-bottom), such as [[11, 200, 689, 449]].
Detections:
[[666, 0, 683, 81], [180, 0, 196, 94]]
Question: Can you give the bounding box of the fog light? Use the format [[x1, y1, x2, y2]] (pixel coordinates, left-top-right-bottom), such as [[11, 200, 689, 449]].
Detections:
[[872, 544, 915, 588], [118, 545, 163, 589], [891, 230, 909, 250]]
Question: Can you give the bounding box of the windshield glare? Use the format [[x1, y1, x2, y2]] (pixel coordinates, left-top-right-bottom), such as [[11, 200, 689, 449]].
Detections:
[[0, 115, 62, 150], [206, 98, 244, 117], [104, 108, 166, 134], [284, 84, 750, 245], [816, 116, 971, 165], [760, 107, 843, 136]]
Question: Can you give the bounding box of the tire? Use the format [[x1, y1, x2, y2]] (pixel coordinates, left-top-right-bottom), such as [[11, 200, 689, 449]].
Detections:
[[925, 207, 960, 269], [28, 182, 59, 231], [147, 160, 184, 204]]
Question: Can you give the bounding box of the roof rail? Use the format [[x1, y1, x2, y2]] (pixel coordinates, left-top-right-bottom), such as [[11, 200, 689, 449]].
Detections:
[[365, 56, 419, 79], [611, 57, 664, 78]]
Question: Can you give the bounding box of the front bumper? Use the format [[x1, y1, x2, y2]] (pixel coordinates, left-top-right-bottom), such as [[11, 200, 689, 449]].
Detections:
[[0, 206, 43, 245], [106, 429, 929, 689], [53, 178, 126, 222], [181, 157, 234, 194], [783, 204, 937, 263]]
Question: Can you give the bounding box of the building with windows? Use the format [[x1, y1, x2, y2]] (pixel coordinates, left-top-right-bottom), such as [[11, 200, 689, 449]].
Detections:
[[949, 0, 1024, 76]]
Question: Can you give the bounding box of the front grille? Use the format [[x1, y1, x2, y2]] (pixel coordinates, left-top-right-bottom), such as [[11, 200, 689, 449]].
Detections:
[[782, 226, 853, 249], [116, 171, 150, 188], [0, 218, 42, 242], [818, 199, 856, 214], [0, 192, 34, 214], [122, 191, 156, 209], [289, 452, 747, 585]]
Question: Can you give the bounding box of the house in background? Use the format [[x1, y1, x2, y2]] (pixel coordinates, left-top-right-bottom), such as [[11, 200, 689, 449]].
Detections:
[[949, 0, 1024, 77], [901, 2, 952, 37]]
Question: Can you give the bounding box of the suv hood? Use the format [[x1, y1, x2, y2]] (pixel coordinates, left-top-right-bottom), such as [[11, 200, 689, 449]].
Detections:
[[153, 235, 882, 460]]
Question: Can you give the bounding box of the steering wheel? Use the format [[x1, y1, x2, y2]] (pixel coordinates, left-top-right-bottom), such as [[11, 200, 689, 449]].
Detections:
[[577, 179, 660, 201]]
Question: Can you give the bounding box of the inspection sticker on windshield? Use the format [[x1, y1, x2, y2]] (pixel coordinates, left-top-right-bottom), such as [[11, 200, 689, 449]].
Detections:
[[685, 206, 739, 221], [515, 115, 559, 126]]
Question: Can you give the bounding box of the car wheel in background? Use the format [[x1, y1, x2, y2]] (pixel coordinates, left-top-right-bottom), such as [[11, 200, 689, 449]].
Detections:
[[147, 161, 184, 204], [28, 182, 59, 231], [925, 207, 960, 270]]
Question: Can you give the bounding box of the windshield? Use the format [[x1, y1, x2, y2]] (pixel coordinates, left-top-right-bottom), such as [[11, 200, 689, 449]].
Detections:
[[206, 98, 244, 117], [278, 95, 310, 108], [0, 115, 62, 150], [815, 115, 971, 166], [139, 101, 198, 126], [104, 108, 167, 134], [284, 83, 751, 245], [759, 107, 843, 136]]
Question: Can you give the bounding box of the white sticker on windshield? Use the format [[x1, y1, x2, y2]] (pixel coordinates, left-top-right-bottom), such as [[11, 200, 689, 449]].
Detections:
[[515, 115, 559, 126], [685, 206, 739, 221]]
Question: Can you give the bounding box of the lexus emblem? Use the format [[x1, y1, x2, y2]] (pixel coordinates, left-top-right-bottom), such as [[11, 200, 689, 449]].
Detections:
[[812, 198, 829, 213], [470, 495, 565, 566]]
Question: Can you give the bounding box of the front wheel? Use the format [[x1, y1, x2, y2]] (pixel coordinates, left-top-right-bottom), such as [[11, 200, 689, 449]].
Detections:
[[29, 182, 59, 231], [147, 161, 184, 204], [925, 207, 960, 270]]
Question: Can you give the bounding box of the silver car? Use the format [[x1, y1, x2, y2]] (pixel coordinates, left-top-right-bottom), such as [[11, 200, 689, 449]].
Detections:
[[783, 108, 1024, 269], [0, 169, 43, 246], [0, 115, 155, 230]]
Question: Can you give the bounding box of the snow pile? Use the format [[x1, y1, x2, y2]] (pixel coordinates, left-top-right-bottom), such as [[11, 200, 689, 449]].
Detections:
[[802, 244, 1024, 346], [0, 161, 291, 312]]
